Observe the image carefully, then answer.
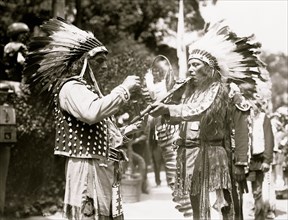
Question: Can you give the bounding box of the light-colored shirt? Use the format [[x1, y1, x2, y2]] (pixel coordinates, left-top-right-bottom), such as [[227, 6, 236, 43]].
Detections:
[[59, 80, 128, 148]]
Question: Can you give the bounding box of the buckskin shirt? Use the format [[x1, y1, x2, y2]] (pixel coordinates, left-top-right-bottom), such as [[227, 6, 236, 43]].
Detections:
[[54, 77, 129, 220]]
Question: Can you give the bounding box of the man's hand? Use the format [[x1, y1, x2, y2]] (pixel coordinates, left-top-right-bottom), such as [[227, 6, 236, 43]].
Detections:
[[122, 75, 141, 92], [261, 162, 270, 172], [149, 102, 169, 117], [234, 165, 246, 182]]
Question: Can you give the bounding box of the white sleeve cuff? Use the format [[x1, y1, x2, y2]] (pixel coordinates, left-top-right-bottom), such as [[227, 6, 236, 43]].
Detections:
[[112, 85, 130, 103]]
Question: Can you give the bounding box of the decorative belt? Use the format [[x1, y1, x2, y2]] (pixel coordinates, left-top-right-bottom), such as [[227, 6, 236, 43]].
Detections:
[[176, 139, 223, 148], [207, 140, 223, 146], [108, 147, 128, 162]]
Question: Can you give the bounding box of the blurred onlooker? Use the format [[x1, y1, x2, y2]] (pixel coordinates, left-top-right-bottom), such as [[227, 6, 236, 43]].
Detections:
[[2, 22, 30, 82], [271, 104, 288, 198], [143, 68, 177, 189], [246, 107, 274, 220]]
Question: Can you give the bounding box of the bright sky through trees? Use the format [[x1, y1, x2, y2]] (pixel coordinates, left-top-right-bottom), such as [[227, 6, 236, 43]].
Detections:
[[201, 0, 288, 54]]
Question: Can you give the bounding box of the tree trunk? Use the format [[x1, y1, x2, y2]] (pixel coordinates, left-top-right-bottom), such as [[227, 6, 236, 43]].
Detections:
[[75, 0, 82, 28]]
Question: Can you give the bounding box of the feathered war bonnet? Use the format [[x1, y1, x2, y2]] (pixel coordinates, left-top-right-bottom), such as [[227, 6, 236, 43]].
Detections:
[[24, 17, 108, 107], [188, 20, 268, 109]]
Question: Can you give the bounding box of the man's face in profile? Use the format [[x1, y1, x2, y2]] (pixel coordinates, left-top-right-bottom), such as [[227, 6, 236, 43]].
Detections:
[[88, 53, 108, 75], [188, 58, 213, 84]]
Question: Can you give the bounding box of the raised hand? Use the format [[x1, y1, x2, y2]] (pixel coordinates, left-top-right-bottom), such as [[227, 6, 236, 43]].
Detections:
[[122, 75, 141, 92]]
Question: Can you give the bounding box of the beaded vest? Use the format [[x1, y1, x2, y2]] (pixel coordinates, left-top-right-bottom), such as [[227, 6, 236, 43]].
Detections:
[[53, 77, 110, 159]]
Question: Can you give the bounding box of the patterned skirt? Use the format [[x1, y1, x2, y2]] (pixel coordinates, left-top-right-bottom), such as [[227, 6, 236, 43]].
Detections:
[[63, 157, 124, 220], [173, 145, 234, 219]]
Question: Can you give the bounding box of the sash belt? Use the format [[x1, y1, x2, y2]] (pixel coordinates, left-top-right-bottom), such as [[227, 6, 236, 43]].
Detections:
[[175, 139, 223, 149]]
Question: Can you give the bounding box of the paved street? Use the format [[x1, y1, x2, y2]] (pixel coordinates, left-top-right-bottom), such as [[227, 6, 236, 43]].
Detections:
[[19, 171, 288, 220]]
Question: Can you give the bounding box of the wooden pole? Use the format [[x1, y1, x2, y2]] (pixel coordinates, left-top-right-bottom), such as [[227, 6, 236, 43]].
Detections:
[[177, 0, 187, 79]]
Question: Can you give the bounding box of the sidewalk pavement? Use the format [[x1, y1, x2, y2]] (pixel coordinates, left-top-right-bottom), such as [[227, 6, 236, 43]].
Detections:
[[20, 171, 288, 220]]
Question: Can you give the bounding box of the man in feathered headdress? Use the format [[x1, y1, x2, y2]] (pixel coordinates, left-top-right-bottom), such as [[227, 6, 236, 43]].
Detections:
[[149, 21, 267, 220], [24, 18, 142, 220]]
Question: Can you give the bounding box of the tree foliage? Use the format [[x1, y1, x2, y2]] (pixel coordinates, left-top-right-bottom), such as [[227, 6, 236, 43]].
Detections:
[[261, 52, 288, 110]]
